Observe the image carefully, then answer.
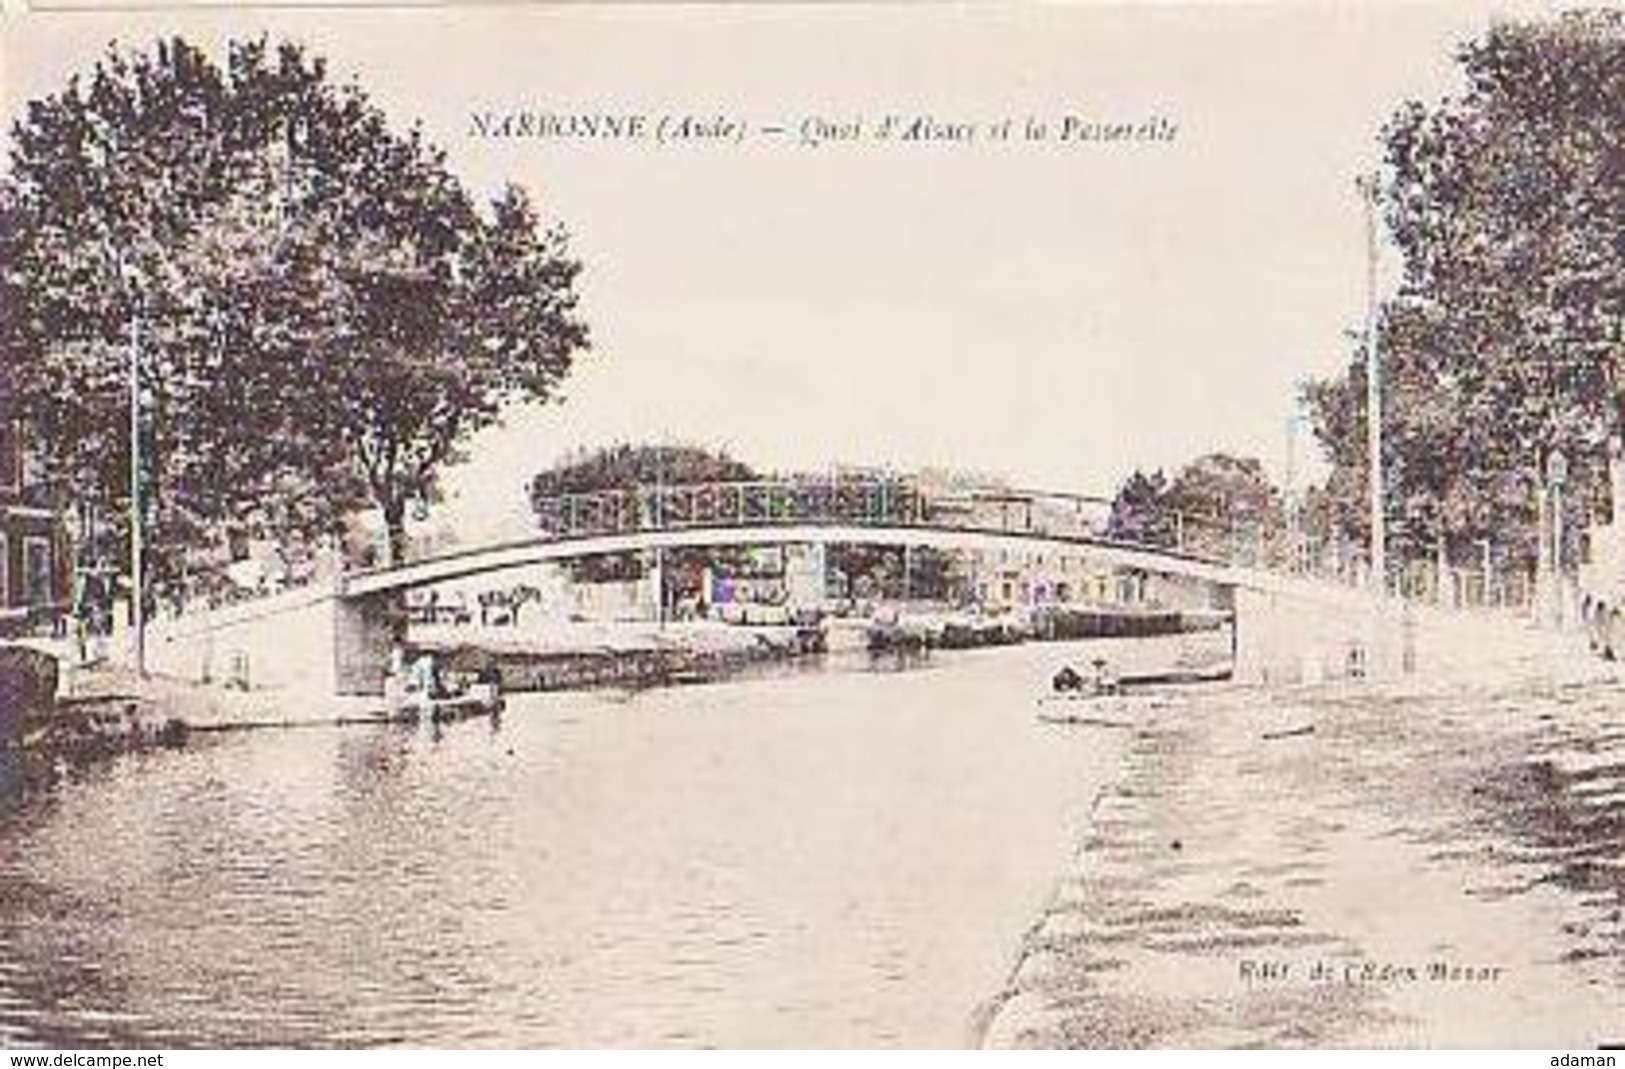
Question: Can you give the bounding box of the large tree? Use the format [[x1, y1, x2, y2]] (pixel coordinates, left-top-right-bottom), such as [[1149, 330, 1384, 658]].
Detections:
[[529, 443, 758, 508], [1, 37, 589, 588], [1306, 11, 1625, 572], [1163, 453, 1283, 562], [1106, 469, 1176, 547], [528, 443, 761, 584], [1107, 454, 1282, 563]]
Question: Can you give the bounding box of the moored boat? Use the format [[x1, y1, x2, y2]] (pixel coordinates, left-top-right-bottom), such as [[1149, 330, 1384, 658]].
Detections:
[[385, 649, 505, 723]]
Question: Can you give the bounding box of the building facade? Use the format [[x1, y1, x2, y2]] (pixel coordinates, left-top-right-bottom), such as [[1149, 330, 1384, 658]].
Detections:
[[0, 409, 64, 634]]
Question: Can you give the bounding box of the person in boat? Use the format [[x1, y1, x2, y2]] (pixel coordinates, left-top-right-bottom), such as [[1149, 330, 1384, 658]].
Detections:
[[404, 651, 448, 704], [1091, 656, 1120, 695], [1052, 665, 1085, 693], [384, 643, 408, 716], [1051, 659, 1120, 696], [468, 664, 501, 704]]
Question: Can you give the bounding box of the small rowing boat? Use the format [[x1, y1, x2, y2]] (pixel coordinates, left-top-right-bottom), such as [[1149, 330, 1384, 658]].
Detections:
[[385, 649, 505, 724], [1036, 688, 1183, 725], [393, 688, 506, 724]]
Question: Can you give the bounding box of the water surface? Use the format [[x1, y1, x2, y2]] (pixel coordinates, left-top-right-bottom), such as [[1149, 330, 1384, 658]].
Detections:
[[0, 645, 1126, 1048]]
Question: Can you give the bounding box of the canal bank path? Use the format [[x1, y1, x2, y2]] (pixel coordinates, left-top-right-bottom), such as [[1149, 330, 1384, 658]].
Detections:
[[981, 610, 1625, 1048]]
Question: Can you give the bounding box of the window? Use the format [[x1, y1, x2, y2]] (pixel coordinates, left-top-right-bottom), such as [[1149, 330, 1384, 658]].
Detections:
[[23, 536, 51, 607], [0, 421, 20, 494]]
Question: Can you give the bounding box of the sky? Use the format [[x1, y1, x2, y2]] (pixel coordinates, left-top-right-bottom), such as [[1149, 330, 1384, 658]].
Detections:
[[0, 1, 1560, 542]]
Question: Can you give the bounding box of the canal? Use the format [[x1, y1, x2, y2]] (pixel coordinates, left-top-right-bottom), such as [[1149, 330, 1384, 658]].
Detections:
[[0, 643, 1130, 1048]]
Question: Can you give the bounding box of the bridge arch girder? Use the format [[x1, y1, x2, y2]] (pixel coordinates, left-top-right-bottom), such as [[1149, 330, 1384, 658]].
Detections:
[[341, 523, 1245, 601]]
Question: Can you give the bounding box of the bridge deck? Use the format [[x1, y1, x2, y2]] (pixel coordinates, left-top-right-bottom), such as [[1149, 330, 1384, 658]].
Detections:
[[342, 520, 1257, 599]]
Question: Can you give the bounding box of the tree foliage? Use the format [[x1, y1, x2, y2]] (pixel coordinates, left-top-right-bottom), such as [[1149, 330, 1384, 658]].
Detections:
[[1107, 469, 1176, 545], [1, 36, 589, 587], [1306, 12, 1625, 570], [1108, 453, 1282, 560], [527, 444, 759, 583], [528, 443, 758, 508]]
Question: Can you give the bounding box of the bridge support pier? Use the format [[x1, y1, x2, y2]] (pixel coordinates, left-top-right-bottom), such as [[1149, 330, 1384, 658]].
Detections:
[[784, 543, 827, 608], [333, 592, 401, 696], [1227, 584, 1404, 684]]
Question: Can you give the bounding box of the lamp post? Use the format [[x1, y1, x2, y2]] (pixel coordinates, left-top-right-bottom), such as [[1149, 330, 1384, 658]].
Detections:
[[1547, 447, 1568, 629], [1286, 390, 1303, 574], [1359, 173, 1386, 596], [88, 120, 151, 678], [653, 444, 666, 629]]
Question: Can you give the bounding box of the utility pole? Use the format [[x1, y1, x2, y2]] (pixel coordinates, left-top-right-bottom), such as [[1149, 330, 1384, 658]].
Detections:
[[652, 451, 666, 629], [1361, 174, 1386, 596], [1285, 397, 1302, 574], [128, 302, 146, 677]]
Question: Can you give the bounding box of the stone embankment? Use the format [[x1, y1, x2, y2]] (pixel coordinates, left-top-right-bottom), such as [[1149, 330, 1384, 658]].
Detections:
[[1, 646, 189, 795], [980, 611, 1624, 1048], [2, 619, 830, 751], [408, 619, 822, 692]]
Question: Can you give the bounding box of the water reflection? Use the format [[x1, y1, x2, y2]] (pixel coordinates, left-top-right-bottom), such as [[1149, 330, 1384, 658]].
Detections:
[[0, 646, 1122, 1047]]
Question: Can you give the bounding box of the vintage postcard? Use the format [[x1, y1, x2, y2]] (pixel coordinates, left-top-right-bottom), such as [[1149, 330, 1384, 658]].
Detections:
[[0, 0, 1621, 1052]]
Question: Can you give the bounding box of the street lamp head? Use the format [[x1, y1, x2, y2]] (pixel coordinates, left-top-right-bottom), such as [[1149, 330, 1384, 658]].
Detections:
[[1547, 448, 1569, 488]]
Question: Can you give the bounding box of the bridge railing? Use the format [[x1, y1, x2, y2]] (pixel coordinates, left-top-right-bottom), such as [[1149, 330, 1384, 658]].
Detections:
[[533, 479, 939, 539], [529, 478, 1297, 571]]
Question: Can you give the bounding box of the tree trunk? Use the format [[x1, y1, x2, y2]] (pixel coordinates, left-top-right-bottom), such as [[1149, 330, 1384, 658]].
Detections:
[[383, 498, 408, 566]]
